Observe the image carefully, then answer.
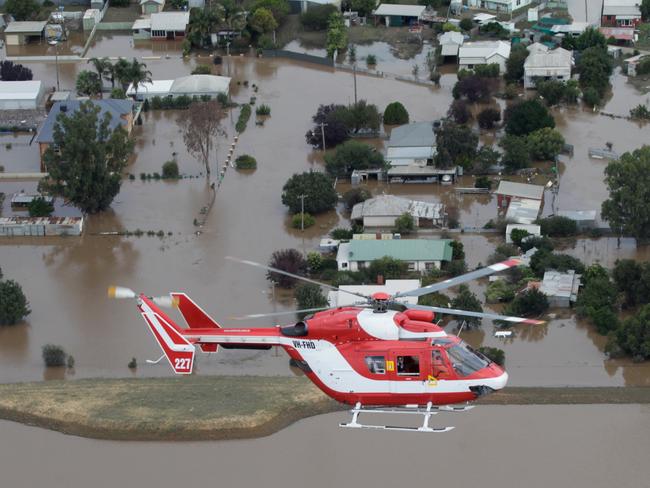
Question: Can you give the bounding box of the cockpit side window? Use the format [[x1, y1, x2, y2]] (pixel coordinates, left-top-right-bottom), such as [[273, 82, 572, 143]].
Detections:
[[446, 342, 488, 377], [396, 355, 420, 376], [365, 356, 386, 374]]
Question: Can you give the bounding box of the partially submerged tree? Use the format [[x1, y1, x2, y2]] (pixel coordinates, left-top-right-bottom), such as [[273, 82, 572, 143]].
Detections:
[[601, 146, 650, 239], [0, 268, 30, 326], [504, 99, 555, 136], [5, 0, 40, 21], [267, 249, 307, 288], [383, 102, 409, 125], [42, 101, 134, 213], [179, 100, 226, 177], [76, 70, 103, 97], [324, 140, 384, 177], [435, 121, 478, 169], [282, 171, 338, 214], [0, 61, 33, 81], [450, 285, 483, 327]]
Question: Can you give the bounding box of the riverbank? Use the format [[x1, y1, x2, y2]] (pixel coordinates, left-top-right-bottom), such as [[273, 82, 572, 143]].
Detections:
[[1, 377, 650, 441]]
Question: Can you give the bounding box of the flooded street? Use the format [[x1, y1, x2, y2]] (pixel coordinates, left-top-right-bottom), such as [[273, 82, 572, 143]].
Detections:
[[1, 405, 649, 488], [2, 38, 650, 386]]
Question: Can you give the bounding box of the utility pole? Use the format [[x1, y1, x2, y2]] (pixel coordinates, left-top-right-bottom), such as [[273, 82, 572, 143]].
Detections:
[[320, 122, 328, 152], [353, 64, 358, 105], [299, 194, 307, 231], [584, 0, 588, 22]]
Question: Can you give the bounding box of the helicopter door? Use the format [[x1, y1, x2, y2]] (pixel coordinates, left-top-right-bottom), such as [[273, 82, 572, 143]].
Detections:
[[388, 352, 425, 394]]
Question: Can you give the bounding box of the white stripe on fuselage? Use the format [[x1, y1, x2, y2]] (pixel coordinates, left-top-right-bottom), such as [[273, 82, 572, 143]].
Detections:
[[184, 333, 507, 394]]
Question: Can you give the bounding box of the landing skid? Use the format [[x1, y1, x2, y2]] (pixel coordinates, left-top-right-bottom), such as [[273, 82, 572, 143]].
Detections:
[[339, 402, 474, 433]]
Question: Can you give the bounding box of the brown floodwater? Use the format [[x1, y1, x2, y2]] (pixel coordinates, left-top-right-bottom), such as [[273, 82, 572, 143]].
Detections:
[[2, 46, 650, 385], [1, 405, 649, 488]]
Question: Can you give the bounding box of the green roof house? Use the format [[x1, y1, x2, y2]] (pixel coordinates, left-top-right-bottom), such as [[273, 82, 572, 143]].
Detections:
[[336, 239, 453, 273]]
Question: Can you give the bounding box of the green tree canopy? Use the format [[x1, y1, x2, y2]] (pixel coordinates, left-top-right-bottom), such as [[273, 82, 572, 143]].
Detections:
[[504, 99, 555, 136], [324, 140, 385, 177], [326, 12, 347, 58], [576, 46, 612, 98], [394, 213, 415, 234], [267, 249, 307, 288], [527, 127, 565, 160], [295, 283, 329, 318], [366, 256, 409, 281], [250, 7, 278, 33], [506, 289, 549, 317], [601, 146, 650, 239], [76, 71, 103, 97], [252, 0, 289, 22], [499, 135, 530, 172], [450, 285, 483, 327], [537, 215, 577, 237], [610, 303, 650, 360], [42, 101, 134, 213], [505, 44, 529, 82], [281, 171, 338, 214], [0, 271, 30, 326], [383, 102, 409, 125], [5, 0, 39, 20], [435, 121, 478, 169]]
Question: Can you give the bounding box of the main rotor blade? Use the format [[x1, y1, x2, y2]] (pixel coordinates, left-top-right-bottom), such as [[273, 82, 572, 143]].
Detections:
[[225, 256, 371, 301], [406, 304, 545, 325], [230, 306, 333, 320], [394, 258, 523, 298]]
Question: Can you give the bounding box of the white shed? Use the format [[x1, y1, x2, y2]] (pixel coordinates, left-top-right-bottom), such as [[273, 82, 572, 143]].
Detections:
[[0, 81, 45, 109]]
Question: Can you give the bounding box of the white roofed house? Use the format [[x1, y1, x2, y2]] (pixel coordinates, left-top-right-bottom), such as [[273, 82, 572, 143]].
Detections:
[[523, 47, 573, 89], [438, 31, 464, 58], [458, 41, 511, 74], [351, 194, 446, 230], [150, 11, 190, 39], [373, 4, 426, 27]]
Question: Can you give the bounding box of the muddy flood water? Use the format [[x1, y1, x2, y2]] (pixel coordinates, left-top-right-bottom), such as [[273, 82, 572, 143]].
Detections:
[[2, 35, 650, 385], [1, 405, 649, 488]]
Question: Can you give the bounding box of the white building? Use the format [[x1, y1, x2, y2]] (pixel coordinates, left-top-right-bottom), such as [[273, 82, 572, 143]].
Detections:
[[328, 280, 421, 307], [458, 41, 511, 73], [467, 0, 533, 13], [0, 81, 45, 109], [126, 75, 231, 100], [351, 195, 445, 229], [132, 11, 190, 40], [386, 121, 436, 167], [438, 31, 464, 58], [506, 198, 543, 225], [336, 239, 453, 272], [523, 47, 573, 89]]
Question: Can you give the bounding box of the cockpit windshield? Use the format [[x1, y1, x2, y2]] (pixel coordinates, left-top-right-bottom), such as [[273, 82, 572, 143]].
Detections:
[[446, 341, 489, 377]]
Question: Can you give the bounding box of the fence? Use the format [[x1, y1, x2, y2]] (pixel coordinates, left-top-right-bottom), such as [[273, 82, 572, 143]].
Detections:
[[262, 50, 334, 67]]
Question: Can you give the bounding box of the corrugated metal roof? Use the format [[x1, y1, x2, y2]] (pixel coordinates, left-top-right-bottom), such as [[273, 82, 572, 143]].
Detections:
[[373, 4, 426, 17], [170, 75, 231, 94], [540, 270, 581, 300], [388, 121, 435, 148], [602, 0, 641, 16], [459, 41, 511, 61], [36, 99, 134, 144], [506, 198, 542, 225], [351, 195, 444, 221], [441, 43, 460, 56], [524, 47, 572, 70], [126, 79, 174, 96], [150, 11, 190, 32], [346, 239, 453, 262], [496, 180, 544, 200], [0, 81, 42, 100], [387, 146, 434, 160], [439, 31, 464, 45], [4, 21, 47, 34]]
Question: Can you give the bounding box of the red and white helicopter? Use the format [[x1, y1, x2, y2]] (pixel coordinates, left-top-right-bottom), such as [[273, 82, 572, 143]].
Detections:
[[110, 256, 543, 432]]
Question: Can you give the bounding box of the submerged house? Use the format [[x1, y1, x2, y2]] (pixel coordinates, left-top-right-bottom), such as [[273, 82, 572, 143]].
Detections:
[[458, 40, 511, 73], [336, 239, 453, 272], [523, 46, 573, 89], [351, 195, 446, 229]]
